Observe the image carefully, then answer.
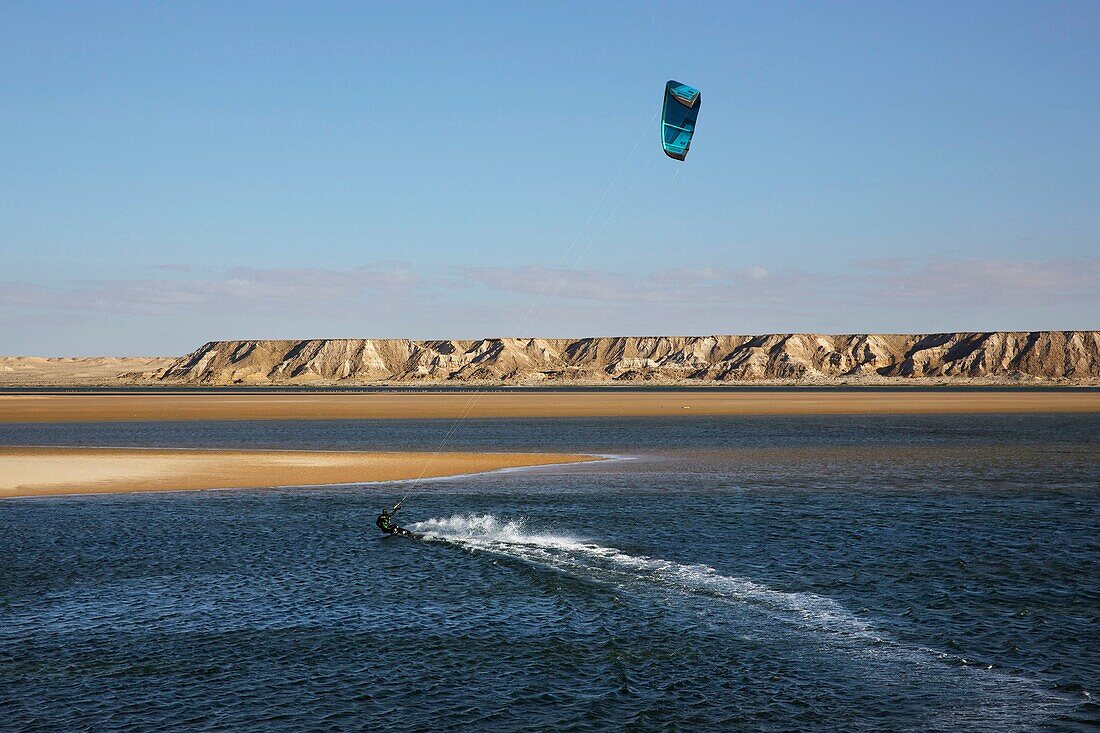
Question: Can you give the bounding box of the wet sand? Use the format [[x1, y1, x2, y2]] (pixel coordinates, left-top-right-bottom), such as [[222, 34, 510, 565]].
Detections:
[[0, 447, 597, 499], [0, 390, 1098, 423]]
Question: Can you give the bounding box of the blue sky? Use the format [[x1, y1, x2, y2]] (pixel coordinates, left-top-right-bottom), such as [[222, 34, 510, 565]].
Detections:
[[2, 1, 1097, 355]]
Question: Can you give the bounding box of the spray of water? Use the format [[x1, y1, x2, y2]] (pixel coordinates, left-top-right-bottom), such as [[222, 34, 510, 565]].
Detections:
[[412, 514, 877, 641], [410, 513, 1067, 727]]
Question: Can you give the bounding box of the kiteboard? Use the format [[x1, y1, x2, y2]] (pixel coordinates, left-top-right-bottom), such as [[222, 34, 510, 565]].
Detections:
[[380, 528, 423, 540]]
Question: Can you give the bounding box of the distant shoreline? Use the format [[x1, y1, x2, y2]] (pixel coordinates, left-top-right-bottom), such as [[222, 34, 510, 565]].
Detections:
[[0, 447, 599, 499], [0, 378, 1095, 391], [2, 390, 1099, 423]]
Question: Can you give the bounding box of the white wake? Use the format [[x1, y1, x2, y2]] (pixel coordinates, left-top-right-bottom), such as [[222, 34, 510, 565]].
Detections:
[[409, 513, 1067, 730], [412, 514, 880, 643]]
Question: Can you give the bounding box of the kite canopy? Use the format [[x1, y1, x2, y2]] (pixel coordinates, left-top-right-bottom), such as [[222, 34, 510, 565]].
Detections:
[[661, 80, 701, 161]]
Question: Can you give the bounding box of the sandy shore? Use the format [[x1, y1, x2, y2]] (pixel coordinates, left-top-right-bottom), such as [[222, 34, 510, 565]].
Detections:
[[0, 391, 1098, 423], [0, 447, 597, 499]]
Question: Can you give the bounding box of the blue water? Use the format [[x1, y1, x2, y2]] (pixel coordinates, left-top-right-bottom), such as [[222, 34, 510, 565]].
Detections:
[[2, 415, 1098, 731]]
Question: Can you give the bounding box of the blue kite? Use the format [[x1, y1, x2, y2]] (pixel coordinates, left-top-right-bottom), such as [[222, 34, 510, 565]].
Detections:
[[661, 80, 701, 161]]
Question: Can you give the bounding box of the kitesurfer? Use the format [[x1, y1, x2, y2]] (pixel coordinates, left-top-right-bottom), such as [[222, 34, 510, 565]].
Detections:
[[376, 500, 412, 537]]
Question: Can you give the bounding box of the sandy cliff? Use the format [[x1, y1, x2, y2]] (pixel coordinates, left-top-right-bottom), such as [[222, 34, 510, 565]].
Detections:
[[146, 332, 1100, 385]]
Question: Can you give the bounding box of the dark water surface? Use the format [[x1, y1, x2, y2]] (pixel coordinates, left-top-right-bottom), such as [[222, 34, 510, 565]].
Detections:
[[2, 415, 1098, 731]]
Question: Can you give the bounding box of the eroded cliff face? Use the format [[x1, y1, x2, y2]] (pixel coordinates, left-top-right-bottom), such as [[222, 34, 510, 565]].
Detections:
[[146, 332, 1100, 385]]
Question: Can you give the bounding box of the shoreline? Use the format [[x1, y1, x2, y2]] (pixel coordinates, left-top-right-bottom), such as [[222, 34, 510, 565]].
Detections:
[[0, 447, 599, 499], [6, 378, 1095, 391], [2, 391, 1100, 423]]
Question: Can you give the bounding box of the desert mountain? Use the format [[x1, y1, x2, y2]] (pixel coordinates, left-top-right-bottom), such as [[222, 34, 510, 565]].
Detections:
[[145, 332, 1100, 385]]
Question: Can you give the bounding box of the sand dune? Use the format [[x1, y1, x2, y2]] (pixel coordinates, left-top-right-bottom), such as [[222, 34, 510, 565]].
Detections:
[[0, 356, 173, 386], [0, 447, 597, 498]]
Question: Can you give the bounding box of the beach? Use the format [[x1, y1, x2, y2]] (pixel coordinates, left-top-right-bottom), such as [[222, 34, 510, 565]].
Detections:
[[1, 390, 1098, 423], [0, 446, 597, 498]]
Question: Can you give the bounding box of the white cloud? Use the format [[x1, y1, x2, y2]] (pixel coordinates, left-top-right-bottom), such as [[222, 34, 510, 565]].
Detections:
[[3, 257, 1096, 352], [458, 257, 1100, 310], [0, 263, 420, 319], [855, 257, 1100, 305]]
